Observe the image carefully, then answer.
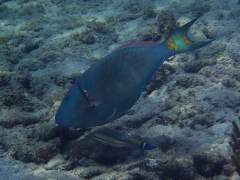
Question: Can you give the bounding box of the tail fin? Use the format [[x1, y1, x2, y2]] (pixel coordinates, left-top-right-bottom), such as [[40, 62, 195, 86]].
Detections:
[[166, 16, 214, 54]]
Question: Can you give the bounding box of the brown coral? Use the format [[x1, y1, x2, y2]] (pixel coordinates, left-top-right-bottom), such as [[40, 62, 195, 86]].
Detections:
[[71, 146, 83, 160], [35, 148, 53, 162]]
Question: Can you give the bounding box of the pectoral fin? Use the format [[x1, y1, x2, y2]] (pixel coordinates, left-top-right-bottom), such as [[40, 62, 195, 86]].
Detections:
[[77, 83, 88, 100], [76, 83, 97, 114], [105, 108, 117, 122]]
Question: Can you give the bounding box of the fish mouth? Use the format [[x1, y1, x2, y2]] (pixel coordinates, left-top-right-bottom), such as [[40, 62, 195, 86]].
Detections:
[[55, 113, 70, 127], [55, 111, 64, 126], [55, 108, 66, 126], [55, 104, 74, 126]]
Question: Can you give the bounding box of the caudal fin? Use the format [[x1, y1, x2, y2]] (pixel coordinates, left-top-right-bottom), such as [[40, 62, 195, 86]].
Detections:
[[166, 16, 214, 54]]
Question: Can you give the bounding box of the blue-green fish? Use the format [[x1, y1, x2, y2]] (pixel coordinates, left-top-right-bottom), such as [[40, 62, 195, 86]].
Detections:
[[55, 16, 214, 127], [92, 127, 156, 150]]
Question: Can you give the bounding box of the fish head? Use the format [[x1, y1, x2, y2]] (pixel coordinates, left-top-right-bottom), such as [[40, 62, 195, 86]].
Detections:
[[55, 83, 86, 127]]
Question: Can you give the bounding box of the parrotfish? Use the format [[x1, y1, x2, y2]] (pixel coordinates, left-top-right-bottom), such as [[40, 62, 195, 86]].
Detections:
[[55, 16, 214, 127], [92, 127, 156, 150]]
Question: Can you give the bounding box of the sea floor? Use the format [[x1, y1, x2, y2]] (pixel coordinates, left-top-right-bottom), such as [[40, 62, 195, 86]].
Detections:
[[0, 0, 240, 179]]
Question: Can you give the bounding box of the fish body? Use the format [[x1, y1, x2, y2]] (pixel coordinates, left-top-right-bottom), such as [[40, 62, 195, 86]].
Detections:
[[92, 128, 129, 148], [56, 16, 214, 128], [92, 127, 156, 150]]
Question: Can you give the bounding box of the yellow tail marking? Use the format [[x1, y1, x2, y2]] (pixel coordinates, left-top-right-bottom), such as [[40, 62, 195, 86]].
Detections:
[[167, 37, 179, 51]]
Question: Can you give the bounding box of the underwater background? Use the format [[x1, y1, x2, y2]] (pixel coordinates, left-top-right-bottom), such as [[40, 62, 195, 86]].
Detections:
[[0, 0, 240, 179]]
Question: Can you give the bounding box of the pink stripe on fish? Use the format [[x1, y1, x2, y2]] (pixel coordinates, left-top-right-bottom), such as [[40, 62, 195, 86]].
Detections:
[[115, 41, 158, 51]]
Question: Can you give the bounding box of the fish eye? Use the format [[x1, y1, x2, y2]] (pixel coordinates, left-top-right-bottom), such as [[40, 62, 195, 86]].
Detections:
[[65, 94, 70, 101]]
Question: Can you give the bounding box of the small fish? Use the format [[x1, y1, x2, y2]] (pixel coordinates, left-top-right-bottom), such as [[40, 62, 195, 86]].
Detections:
[[92, 127, 156, 150], [55, 16, 214, 127]]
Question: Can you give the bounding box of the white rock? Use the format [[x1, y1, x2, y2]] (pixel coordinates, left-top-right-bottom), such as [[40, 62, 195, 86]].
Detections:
[[45, 154, 65, 170]]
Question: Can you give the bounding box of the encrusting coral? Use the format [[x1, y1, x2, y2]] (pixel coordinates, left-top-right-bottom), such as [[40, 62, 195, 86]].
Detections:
[[230, 120, 240, 175]]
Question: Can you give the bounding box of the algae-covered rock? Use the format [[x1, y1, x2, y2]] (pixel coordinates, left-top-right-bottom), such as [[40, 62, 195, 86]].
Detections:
[[190, 113, 215, 129], [155, 11, 175, 37], [193, 151, 226, 178], [145, 64, 175, 94], [0, 109, 40, 128], [39, 124, 84, 142], [159, 159, 196, 180], [87, 20, 114, 34], [17, 58, 46, 71], [143, 8, 157, 20], [74, 166, 106, 179], [222, 78, 236, 88], [0, 71, 11, 88], [175, 74, 204, 88], [81, 34, 96, 45], [11, 71, 32, 90], [71, 30, 96, 45], [184, 59, 216, 73], [45, 154, 65, 170], [90, 146, 134, 166], [21, 41, 39, 54]]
